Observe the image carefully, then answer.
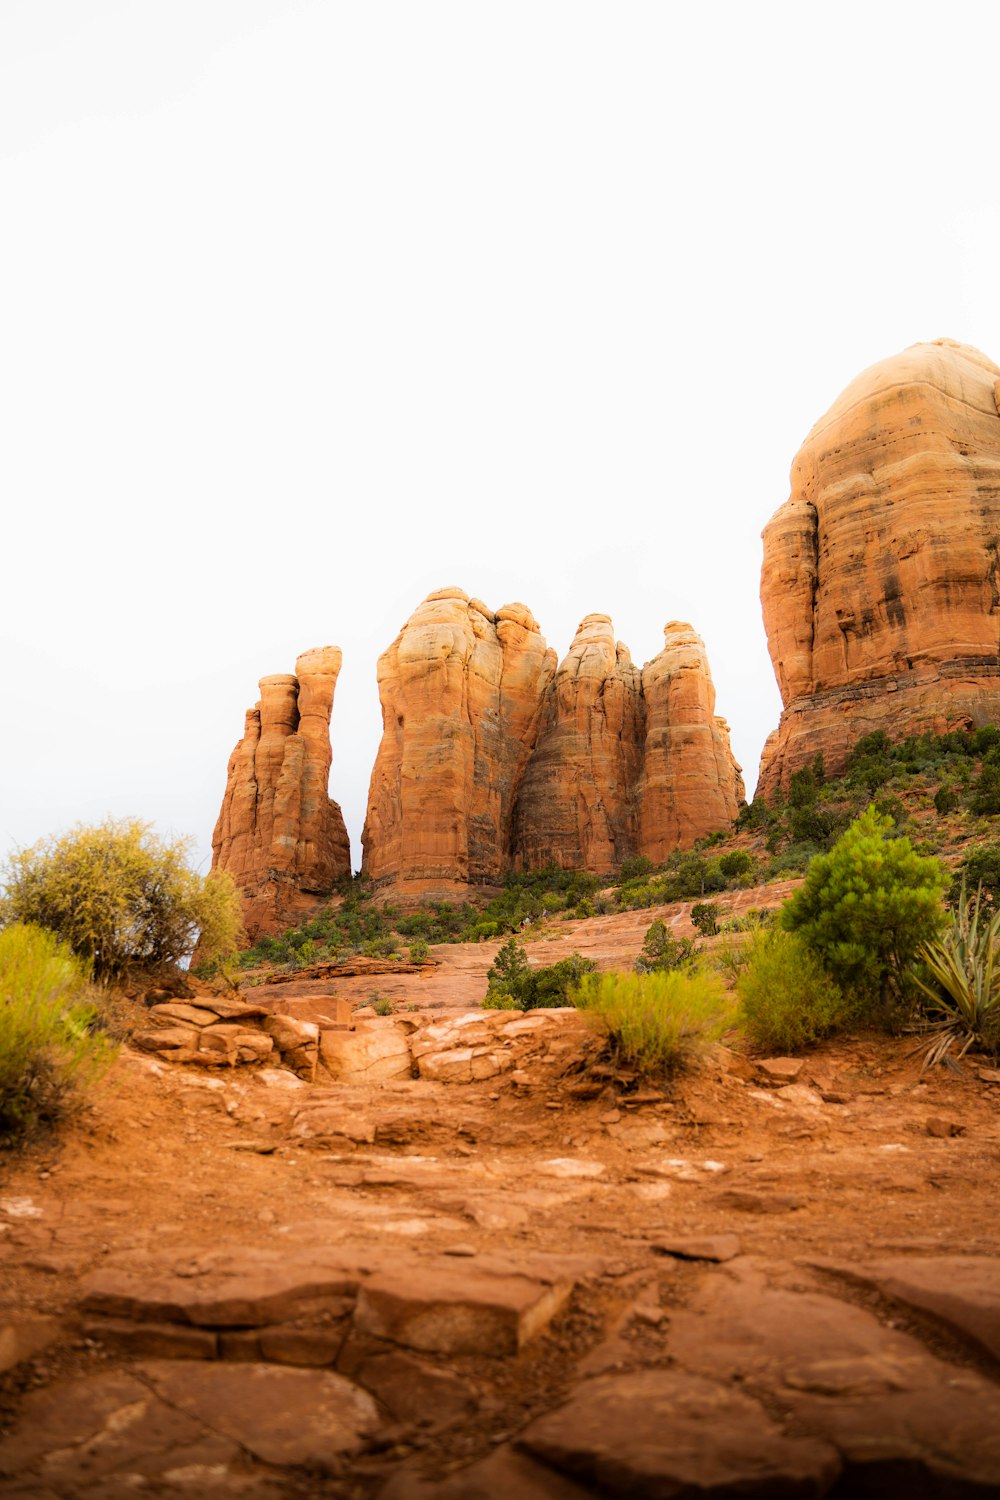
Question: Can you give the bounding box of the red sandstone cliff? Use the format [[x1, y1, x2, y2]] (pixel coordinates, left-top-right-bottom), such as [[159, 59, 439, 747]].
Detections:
[[638, 622, 745, 861], [361, 589, 556, 891], [511, 615, 645, 872], [759, 340, 1000, 794], [362, 591, 743, 887], [212, 647, 351, 939]]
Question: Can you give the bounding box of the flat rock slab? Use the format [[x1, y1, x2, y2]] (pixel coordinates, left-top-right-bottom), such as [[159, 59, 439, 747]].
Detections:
[[381, 1448, 594, 1498], [810, 1254, 1000, 1364], [666, 1261, 1000, 1488], [355, 1265, 573, 1355], [80, 1248, 361, 1327], [140, 1360, 379, 1466], [518, 1368, 840, 1496], [756, 1056, 805, 1084], [0, 1362, 377, 1491]]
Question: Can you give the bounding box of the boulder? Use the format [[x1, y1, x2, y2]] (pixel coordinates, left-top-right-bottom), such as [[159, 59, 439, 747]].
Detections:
[[354, 1264, 573, 1355], [319, 1020, 413, 1083], [759, 339, 1000, 792]]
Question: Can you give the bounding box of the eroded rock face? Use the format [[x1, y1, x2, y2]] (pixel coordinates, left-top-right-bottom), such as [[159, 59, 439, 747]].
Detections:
[[512, 615, 644, 873], [638, 621, 745, 861], [212, 647, 351, 939], [361, 588, 557, 890], [362, 591, 742, 886], [759, 339, 1000, 794]]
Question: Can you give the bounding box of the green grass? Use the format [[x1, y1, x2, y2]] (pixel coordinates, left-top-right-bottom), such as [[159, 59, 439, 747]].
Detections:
[[0, 923, 116, 1143], [573, 968, 735, 1077]]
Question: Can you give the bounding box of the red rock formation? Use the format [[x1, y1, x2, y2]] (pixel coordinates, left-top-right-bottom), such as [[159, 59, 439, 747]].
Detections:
[[363, 592, 743, 886], [212, 647, 351, 939], [759, 340, 1000, 794], [511, 615, 644, 872], [638, 622, 745, 861], [361, 589, 556, 891]]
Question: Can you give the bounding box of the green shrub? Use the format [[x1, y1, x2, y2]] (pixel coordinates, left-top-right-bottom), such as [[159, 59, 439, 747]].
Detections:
[[482, 990, 523, 1011], [912, 883, 1000, 1067], [618, 855, 654, 882], [871, 793, 907, 827], [370, 993, 395, 1016], [2, 820, 243, 981], [971, 747, 1000, 816], [574, 968, 735, 1077], [0, 924, 116, 1142], [487, 938, 530, 995], [524, 953, 596, 1009], [690, 902, 720, 937], [718, 850, 755, 882], [934, 784, 961, 816], [955, 843, 1000, 904], [782, 808, 946, 1021], [737, 927, 851, 1052], [484, 939, 595, 1010], [635, 918, 699, 973], [408, 940, 429, 963]]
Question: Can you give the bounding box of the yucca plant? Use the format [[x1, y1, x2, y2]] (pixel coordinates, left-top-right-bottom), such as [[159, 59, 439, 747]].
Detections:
[[911, 882, 1000, 1068]]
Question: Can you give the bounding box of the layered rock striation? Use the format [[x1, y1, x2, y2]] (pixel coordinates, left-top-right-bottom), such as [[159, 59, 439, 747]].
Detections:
[[759, 339, 1000, 794], [511, 615, 644, 873], [639, 622, 745, 864], [212, 647, 351, 939], [362, 590, 742, 887], [361, 588, 557, 890]]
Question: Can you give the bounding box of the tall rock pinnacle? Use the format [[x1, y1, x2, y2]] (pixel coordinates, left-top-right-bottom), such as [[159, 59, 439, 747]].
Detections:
[[211, 646, 351, 939]]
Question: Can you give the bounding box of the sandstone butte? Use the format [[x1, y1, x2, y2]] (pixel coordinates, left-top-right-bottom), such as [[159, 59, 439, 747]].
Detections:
[[759, 338, 1000, 795], [211, 647, 351, 940], [362, 587, 743, 890]]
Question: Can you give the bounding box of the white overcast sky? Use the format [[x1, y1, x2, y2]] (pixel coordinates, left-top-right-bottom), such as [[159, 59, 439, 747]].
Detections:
[[3, 1, 999, 874]]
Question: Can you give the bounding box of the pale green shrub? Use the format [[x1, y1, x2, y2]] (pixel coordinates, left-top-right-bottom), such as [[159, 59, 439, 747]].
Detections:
[[574, 968, 735, 1076], [0, 924, 115, 1141]]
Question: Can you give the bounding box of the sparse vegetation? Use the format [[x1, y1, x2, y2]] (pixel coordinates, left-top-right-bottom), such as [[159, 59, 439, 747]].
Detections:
[[911, 883, 1000, 1067], [484, 938, 596, 1011], [634, 918, 699, 973], [2, 819, 243, 981], [0, 924, 115, 1143], [690, 902, 721, 936], [781, 807, 947, 1025], [574, 968, 735, 1077], [737, 927, 851, 1052]]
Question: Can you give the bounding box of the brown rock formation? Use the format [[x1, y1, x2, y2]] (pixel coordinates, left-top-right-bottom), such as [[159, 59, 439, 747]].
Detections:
[[638, 622, 745, 862], [361, 589, 556, 891], [511, 615, 644, 872], [212, 647, 351, 938], [759, 339, 1000, 794], [363, 592, 743, 887]]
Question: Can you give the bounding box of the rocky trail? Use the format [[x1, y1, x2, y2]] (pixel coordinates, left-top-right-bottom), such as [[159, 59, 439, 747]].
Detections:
[[3, 911, 1000, 1498]]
